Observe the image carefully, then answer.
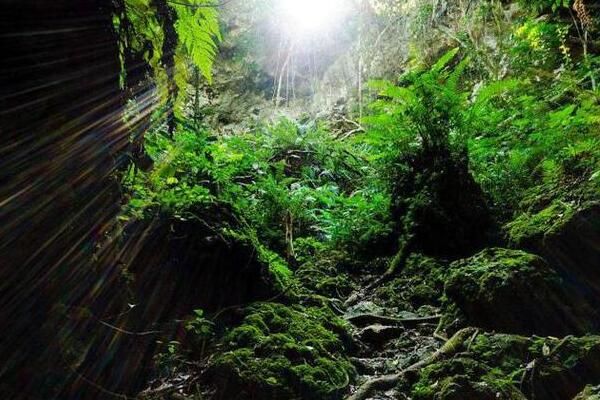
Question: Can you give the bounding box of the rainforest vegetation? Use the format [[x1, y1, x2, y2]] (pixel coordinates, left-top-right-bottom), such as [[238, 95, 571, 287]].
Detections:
[[1, 0, 600, 399]]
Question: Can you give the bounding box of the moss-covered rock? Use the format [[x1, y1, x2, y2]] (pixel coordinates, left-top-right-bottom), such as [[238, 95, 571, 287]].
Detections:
[[206, 302, 355, 400], [374, 254, 446, 311], [410, 333, 600, 400], [508, 203, 600, 306], [295, 250, 358, 299], [523, 336, 600, 400], [444, 248, 598, 335], [573, 385, 600, 400], [410, 357, 525, 400]]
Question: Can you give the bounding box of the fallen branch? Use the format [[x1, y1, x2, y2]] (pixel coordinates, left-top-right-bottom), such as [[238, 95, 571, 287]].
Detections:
[[346, 327, 477, 400]]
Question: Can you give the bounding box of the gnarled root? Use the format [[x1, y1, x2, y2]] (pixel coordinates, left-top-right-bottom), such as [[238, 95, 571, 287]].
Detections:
[[346, 327, 477, 400]]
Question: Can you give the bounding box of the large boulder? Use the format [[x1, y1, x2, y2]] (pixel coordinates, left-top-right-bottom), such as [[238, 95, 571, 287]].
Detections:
[[573, 386, 600, 400], [461, 333, 600, 400], [205, 302, 354, 400], [444, 248, 599, 336], [508, 203, 600, 304], [523, 336, 600, 400]]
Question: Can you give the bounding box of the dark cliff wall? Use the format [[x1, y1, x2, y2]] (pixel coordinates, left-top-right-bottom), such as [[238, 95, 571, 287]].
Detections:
[[0, 1, 127, 397]]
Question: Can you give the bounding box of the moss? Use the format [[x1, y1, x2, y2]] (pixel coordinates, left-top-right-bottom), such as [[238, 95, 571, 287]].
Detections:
[[445, 333, 600, 400], [406, 319, 600, 400], [574, 385, 600, 400], [295, 250, 357, 299], [374, 254, 446, 311], [506, 201, 575, 246], [522, 335, 600, 400], [443, 247, 593, 335], [468, 333, 533, 374], [209, 302, 355, 400], [411, 357, 523, 400]]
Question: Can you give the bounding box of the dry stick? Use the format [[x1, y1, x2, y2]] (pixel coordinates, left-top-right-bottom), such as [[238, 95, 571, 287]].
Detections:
[[95, 318, 163, 337], [346, 327, 477, 400]]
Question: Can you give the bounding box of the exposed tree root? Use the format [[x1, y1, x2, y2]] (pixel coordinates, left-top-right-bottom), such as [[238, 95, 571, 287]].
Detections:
[[346, 327, 477, 400], [345, 313, 441, 328]]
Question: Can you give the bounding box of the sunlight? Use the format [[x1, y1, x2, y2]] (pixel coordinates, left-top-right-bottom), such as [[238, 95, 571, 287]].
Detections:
[[278, 0, 349, 36]]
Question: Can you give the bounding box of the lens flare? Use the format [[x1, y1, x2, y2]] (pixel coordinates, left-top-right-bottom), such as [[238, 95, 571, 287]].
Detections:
[[278, 0, 349, 36]]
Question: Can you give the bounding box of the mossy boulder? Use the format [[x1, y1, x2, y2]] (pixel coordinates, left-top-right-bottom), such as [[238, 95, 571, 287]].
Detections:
[[444, 248, 598, 335], [411, 332, 600, 400], [295, 250, 357, 299], [523, 336, 600, 400], [410, 357, 525, 400], [508, 203, 600, 304], [206, 302, 355, 400], [574, 385, 600, 400]]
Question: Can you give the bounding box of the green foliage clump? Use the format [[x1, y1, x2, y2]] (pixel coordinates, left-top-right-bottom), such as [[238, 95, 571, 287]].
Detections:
[[517, 0, 571, 13], [208, 302, 354, 400], [361, 49, 495, 259], [116, 1, 220, 100], [360, 48, 468, 170], [125, 118, 392, 257]]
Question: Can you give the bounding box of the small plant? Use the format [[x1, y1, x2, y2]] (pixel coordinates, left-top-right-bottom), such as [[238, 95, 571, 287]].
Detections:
[[185, 309, 214, 340]]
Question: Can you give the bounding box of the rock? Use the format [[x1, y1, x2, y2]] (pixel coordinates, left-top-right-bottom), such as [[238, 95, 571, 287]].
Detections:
[[373, 255, 447, 311], [357, 324, 404, 345], [508, 203, 600, 304], [410, 357, 526, 400], [206, 302, 355, 400], [411, 332, 600, 400], [573, 385, 600, 400], [345, 301, 387, 321], [444, 248, 599, 335], [523, 336, 600, 400]]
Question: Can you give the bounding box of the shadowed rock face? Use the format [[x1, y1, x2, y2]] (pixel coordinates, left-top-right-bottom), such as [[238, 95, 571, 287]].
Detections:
[[127, 215, 274, 319], [523, 336, 600, 400], [1, 2, 125, 398], [391, 146, 496, 260], [444, 248, 600, 336], [64, 211, 277, 399], [513, 204, 600, 306]]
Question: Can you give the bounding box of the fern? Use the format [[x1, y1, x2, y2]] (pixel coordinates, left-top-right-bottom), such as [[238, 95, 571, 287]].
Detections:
[[174, 2, 221, 83]]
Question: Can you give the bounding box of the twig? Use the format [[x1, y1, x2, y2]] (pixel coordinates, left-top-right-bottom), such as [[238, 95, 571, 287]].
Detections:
[[95, 319, 163, 337]]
